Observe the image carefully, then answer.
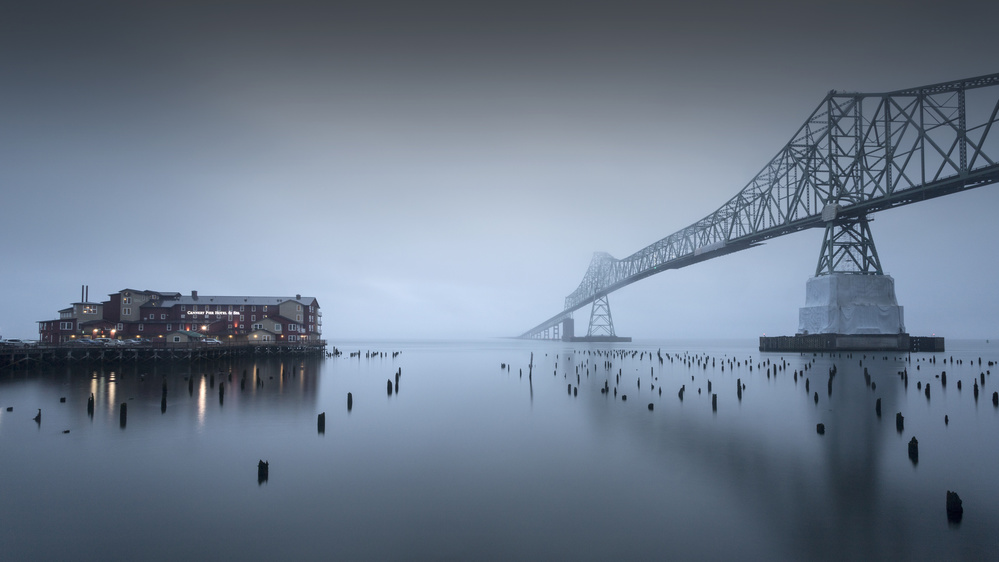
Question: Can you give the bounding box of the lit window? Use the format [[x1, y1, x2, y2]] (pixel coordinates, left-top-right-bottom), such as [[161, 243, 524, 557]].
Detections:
[[122, 307, 131, 315], [123, 297, 131, 305]]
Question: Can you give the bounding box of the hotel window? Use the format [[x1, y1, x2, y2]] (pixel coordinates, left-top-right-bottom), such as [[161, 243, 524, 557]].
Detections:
[[253, 323, 263, 330], [240, 315, 244, 322], [161, 314, 166, 319], [60, 321, 73, 330], [167, 324, 172, 331], [181, 305, 186, 311], [172, 336, 181, 342], [123, 307, 131, 315], [240, 305, 244, 312], [296, 304, 302, 311], [274, 324, 281, 332], [251, 315, 256, 322], [123, 297, 131, 305], [192, 305, 198, 311], [251, 306, 256, 312], [138, 324, 144, 331], [296, 314, 302, 322], [289, 335, 299, 342], [83, 305, 97, 314], [116, 323, 123, 330], [228, 305, 233, 312], [263, 306, 268, 312]]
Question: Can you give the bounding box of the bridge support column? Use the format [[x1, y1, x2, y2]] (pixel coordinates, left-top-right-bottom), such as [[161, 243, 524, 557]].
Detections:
[[561, 317, 574, 341], [587, 295, 616, 337], [798, 215, 905, 335]]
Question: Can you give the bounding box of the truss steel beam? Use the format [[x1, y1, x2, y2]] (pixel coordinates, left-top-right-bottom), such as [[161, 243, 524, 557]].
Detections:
[[520, 72, 999, 339], [815, 216, 883, 276], [586, 295, 616, 337]]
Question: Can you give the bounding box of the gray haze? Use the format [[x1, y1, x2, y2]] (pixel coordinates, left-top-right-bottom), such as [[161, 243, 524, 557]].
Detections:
[[1, 0, 998, 339]]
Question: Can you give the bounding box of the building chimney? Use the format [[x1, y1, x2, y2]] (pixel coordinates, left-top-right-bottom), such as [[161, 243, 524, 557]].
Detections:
[[296, 294, 301, 300], [85, 285, 89, 302], [192, 290, 198, 300], [81, 285, 85, 303]]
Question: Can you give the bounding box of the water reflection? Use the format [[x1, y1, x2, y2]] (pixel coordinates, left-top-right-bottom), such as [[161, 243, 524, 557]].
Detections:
[[106, 371, 115, 416], [197, 375, 207, 429], [0, 342, 996, 560]]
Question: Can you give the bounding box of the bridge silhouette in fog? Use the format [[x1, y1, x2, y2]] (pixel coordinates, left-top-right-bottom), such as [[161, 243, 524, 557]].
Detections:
[[520, 73, 999, 341]]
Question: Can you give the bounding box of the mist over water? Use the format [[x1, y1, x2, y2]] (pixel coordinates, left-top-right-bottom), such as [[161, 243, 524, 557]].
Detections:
[[1, 339, 998, 560]]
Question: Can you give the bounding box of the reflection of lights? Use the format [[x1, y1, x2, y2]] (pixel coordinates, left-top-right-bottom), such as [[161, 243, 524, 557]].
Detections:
[[197, 377, 207, 429], [107, 372, 116, 414]]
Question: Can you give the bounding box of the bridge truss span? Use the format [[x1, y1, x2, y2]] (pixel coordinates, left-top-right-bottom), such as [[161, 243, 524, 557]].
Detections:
[[520, 72, 999, 339]]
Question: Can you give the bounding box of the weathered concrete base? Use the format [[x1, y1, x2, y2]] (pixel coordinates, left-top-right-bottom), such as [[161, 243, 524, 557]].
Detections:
[[760, 333, 944, 352], [798, 274, 905, 335], [565, 336, 633, 343]]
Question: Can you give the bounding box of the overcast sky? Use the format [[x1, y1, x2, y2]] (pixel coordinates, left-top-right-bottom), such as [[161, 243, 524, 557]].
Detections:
[[1, 0, 998, 340]]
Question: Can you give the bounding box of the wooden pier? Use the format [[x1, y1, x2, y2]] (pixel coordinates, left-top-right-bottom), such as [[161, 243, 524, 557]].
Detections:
[[0, 341, 328, 371]]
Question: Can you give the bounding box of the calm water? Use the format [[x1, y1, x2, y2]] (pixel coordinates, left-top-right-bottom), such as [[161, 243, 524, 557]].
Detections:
[[1, 339, 998, 561]]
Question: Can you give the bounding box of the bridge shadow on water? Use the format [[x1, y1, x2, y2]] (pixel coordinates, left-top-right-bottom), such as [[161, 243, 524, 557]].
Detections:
[[540, 346, 996, 561]]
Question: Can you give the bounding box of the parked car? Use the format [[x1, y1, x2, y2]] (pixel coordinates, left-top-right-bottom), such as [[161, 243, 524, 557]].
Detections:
[[65, 339, 94, 346], [2, 339, 30, 348], [202, 338, 222, 345], [122, 338, 150, 345], [93, 338, 126, 347]]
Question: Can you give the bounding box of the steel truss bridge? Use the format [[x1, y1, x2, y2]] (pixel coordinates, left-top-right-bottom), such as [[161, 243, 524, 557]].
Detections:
[[520, 72, 999, 340]]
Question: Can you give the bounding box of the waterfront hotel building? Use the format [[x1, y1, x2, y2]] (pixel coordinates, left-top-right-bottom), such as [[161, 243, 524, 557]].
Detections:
[[38, 287, 321, 344]]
